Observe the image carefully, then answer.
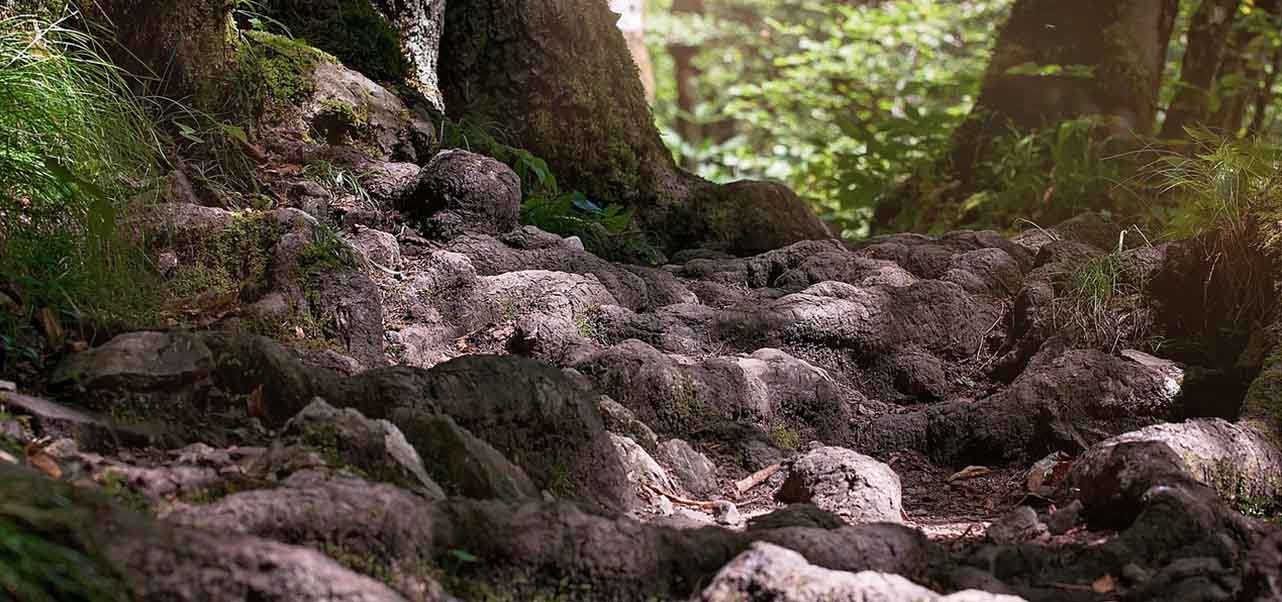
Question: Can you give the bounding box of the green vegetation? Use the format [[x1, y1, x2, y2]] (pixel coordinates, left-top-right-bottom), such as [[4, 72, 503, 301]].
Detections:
[[0, 14, 165, 356], [647, 0, 1011, 236], [0, 466, 128, 602], [257, 0, 411, 84], [768, 423, 801, 450]]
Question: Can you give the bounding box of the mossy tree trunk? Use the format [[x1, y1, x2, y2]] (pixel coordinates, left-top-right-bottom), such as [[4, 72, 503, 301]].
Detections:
[[1160, 0, 1242, 139], [439, 0, 831, 254], [875, 0, 1179, 229], [85, 0, 235, 101]]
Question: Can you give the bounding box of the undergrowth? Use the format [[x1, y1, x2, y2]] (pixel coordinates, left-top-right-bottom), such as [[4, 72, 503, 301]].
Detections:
[[0, 13, 165, 355]]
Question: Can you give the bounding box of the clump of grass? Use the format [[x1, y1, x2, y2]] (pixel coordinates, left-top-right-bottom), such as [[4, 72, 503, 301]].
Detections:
[[1142, 128, 1279, 329], [305, 160, 373, 210], [0, 14, 165, 344], [1051, 229, 1153, 352]]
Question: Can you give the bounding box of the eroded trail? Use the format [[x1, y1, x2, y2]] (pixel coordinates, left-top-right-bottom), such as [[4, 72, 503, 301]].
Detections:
[[3, 57, 1281, 602]]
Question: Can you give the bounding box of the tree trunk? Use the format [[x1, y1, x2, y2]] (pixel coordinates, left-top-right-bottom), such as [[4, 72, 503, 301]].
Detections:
[[669, 0, 705, 158], [369, 0, 446, 110], [1160, 0, 1242, 139], [876, 0, 1179, 230], [84, 0, 234, 101], [1209, 0, 1280, 135], [438, 0, 831, 255]]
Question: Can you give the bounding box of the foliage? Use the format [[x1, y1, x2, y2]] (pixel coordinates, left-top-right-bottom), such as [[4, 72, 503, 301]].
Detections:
[[1051, 228, 1154, 352], [0, 14, 164, 344], [647, 0, 1011, 236], [305, 160, 374, 211], [939, 117, 1137, 233], [1143, 128, 1281, 328], [435, 116, 659, 263]]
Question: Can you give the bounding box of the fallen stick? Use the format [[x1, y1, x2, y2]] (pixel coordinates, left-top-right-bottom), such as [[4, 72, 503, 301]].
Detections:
[[735, 463, 782, 495], [640, 481, 715, 510]]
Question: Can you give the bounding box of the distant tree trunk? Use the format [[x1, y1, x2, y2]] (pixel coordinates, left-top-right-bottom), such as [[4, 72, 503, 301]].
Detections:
[[1209, 0, 1280, 135], [669, 0, 705, 164], [875, 0, 1179, 230], [1249, 46, 1282, 134], [610, 0, 655, 102], [1160, 0, 1242, 139], [439, 0, 831, 254]]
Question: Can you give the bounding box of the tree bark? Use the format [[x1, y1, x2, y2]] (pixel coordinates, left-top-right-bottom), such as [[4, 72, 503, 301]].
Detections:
[[369, 0, 446, 110], [84, 0, 235, 101], [438, 0, 831, 255], [1209, 0, 1280, 135], [1160, 0, 1242, 139], [875, 0, 1179, 230]]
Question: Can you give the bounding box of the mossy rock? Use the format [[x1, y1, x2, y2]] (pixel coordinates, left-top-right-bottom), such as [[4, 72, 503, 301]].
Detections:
[[256, 0, 410, 84]]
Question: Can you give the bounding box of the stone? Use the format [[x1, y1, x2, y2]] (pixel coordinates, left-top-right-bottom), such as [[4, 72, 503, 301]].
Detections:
[[261, 399, 445, 499], [52, 331, 212, 393], [349, 226, 402, 268], [307, 62, 432, 162], [391, 408, 539, 501], [700, 542, 1027, 602], [657, 439, 718, 497], [409, 150, 521, 237], [984, 506, 1047, 545], [776, 446, 903, 524]]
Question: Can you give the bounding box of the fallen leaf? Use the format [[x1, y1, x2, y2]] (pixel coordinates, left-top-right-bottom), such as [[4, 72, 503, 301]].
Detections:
[[246, 385, 266, 421], [25, 441, 62, 479], [0, 450, 16, 464], [34, 306, 64, 349], [1092, 574, 1116, 594], [948, 465, 992, 482]]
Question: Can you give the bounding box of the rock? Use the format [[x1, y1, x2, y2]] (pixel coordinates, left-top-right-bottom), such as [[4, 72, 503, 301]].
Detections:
[[327, 148, 423, 209], [1025, 451, 1071, 496], [307, 62, 432, 162], [390, 409, 539, 500], [700, 542, 1026, 602], [306, 269, 386, 369], [747, 504, 846, 531], [1046, 500, 1082, 535], [52, 331, 212, 394], [984, 506, 1047, 545], [712, 500, 741, 526], [334, 355, 633, 510], [707, 181, 833, 255], [777, 446, 903, 524], [611, 433, 680, 502], [0, 391, 153, 451], [349, 226, 402, 268], [409, 150, 521, 236], [598, 396, 659, 451], [656, 439, 718, 497], [261, 399, 444, 498]]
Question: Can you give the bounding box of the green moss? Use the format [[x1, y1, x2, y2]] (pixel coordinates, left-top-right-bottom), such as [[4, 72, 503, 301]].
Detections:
[[219, 30, 335, 119], [0, 465, 130, 602], [768, 424, 801, 451], [257, 0, 410, 83], [168, 212, 281, 301], [97, 471, 151, 514], [1243, 343, 1282, 437]]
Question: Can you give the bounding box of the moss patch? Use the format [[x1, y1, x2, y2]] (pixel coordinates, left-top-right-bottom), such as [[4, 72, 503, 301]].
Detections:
[[257, 0, 410, 83], [168, 212, 282, 302], [0, 465, 130, 602]]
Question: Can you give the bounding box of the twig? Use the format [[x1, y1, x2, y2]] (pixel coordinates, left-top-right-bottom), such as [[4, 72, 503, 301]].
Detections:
[[640, 481, 715, 510], [735, 463, 782, 495]]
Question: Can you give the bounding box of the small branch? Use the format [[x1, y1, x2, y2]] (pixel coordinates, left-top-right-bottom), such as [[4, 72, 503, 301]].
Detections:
[[735, 463, 782, 495], [640, 482, 715, 510]]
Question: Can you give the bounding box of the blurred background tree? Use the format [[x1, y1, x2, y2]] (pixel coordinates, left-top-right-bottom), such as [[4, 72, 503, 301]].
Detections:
[[642, 0, 1282, 237]]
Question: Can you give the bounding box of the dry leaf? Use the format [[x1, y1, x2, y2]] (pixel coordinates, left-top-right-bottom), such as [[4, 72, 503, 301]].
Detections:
[[246, 385, 266, 421], [25, 441, 62, 479], [0, 450, 17, 464], [35, 306, 64, 348], [948, 465, 992, 482], [1091, 574, 1116, 594]]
